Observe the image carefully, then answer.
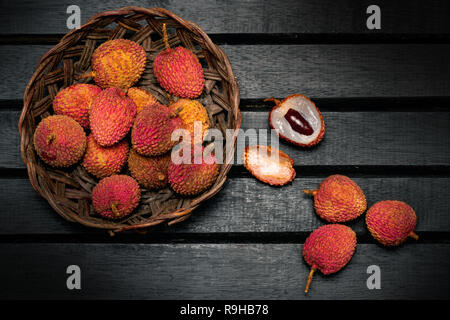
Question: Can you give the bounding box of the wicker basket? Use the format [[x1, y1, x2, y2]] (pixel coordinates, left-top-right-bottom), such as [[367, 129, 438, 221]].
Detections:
[[18, 7, 241, 234]]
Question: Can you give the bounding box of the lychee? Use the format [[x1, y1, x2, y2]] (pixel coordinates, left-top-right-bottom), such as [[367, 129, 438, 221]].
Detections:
[[90, 87, 137, 146], [303, 224, 357, 293], [33, 115, 87, 168], [91, 175, 141, 220], [52, 83, 101, 129], [168, 99, 210, 143], [153, 24, 204, 98], [128, 149, 170, 190], [127, 87, 160, 113], [82, 135, 129, 179], [86, 39, 146, 90], [303, 175, 366, 223], [131, 104, 182, 156], [366, 200, 419, 246], [168, 144, 219, 196]]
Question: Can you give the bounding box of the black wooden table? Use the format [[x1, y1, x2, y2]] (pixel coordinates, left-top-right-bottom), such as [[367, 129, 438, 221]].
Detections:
[[1, 0, 450, 300]]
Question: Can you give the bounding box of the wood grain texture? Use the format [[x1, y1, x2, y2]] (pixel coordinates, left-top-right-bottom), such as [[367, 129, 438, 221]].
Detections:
[[0, 243, 449, 299], [1, 0, 449, 34], [1, 44, 450, 100], [1, 177, 449, 235], [2, 111, 450, 169]]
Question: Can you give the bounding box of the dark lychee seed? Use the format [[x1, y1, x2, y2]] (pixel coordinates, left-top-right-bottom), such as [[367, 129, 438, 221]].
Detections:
[[284, 108, 314, 136]]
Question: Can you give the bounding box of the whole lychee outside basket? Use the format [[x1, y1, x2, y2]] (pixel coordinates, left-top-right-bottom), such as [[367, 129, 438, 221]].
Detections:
[[18, 7, 241, 233]]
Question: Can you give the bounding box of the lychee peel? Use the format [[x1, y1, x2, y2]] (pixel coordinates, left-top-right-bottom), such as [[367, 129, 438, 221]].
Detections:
[[89, 39, 146, 90], [131, 104, 182, 156], [92, 175, 141, 220], [366, 200, 418, 246], [303, 224, 357, 293], [52, 83, 101, 128], [243, 145, 296, 186], [153, 24, 204, 98], [33, 115, 87, 168], [128, 149, 170, 190], [303, 175, 367, 223], [82, 135, 129, 179], [90, 87, 137, 146]]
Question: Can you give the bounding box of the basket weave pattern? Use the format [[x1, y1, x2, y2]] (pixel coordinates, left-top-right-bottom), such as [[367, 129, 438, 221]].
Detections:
[[18, 7, 241, 233]]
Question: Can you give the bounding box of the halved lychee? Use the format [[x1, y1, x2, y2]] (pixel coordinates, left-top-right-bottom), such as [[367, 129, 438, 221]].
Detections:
[[243, 145, 296, 186], [266, 94, 325, 147]]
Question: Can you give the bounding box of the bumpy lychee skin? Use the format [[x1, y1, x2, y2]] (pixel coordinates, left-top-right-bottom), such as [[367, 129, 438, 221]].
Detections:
[[128, 149, 170, 190], [53, 83, 101, 128], [82, 135, 129, 179], [366, 200, 418, 246], [33, 115, 87, 168], [127, 87, 160, 113], [90, 87, 137, 146], [91, 175, 141, 220], [168, 145, 219, 196], [131, 104, 182, 156], [153, 24, 204, 98], [90, 39, 146, 90], [168, 99, 210, 143], [303, 175, 366, 223], [303, 224, 357, 293]]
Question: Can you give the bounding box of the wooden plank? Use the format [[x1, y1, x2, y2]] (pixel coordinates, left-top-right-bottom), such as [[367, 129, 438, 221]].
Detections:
[[1, 176, 449, 235], [0, 243, 449, 299], [2, 110, 450, 169], [1, 44, 450, 100], [1, 0, 449, 35]]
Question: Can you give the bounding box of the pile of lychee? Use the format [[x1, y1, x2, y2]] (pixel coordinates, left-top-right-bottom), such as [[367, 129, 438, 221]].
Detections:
[[243, 94, 419, 293], [33, 25, 219, 220]]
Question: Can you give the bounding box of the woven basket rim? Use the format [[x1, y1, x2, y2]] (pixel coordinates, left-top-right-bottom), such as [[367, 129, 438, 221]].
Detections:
[[19, 7, 242, 233]]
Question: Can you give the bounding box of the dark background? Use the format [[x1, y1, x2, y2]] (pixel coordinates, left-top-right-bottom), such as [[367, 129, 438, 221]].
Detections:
[[0, 0, 449, 299]]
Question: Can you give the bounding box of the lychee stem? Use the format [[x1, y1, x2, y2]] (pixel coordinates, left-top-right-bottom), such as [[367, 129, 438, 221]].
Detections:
[[77, 71, 95, 80], [264, 97, 281, 106], [409, 232, 419, 240], [302, 189, 318, 196], [162, 23, 170, 50], [158, 173, 165, 181], [305, 267, 316, 293], [111, 202, 120, 217], [46, 133, 56, 145]]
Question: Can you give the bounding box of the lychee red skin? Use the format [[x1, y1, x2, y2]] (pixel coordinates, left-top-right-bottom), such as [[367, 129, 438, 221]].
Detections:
[[366, 200, 418, 246], [128, 149, 170, 190], [91, 39, 146, 90], [82, 135, 129, 179], [91, 175, 141, 220], [33, 115, 87, 168], [131, 104, 182, 156], [153, 46, 204, 98], [168, 145, 219, 196], [53, 83, 101, 129], [303, 224, 357, 275], [305, 175, 367, 223], [90, 87, 137, 147]]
